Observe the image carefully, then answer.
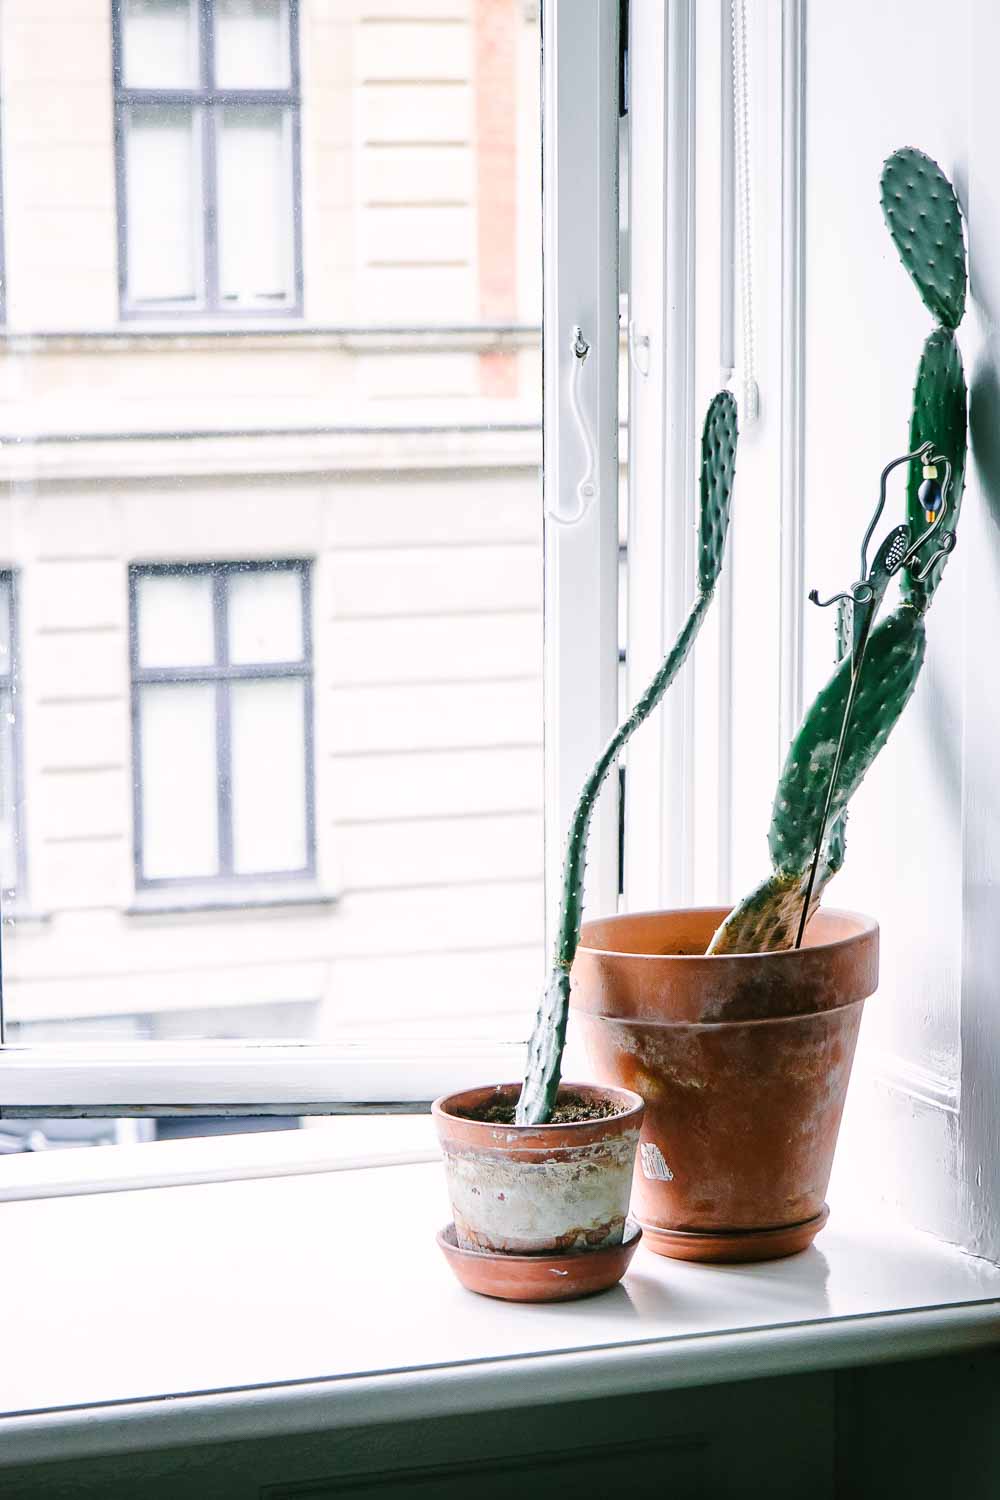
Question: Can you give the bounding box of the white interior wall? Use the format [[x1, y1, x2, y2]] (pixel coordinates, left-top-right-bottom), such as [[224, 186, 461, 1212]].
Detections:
[[800, 0, 972, 1241]]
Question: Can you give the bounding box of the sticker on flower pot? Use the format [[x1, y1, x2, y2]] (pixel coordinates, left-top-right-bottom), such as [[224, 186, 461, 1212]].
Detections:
[[640, 1142, 674, 1182]]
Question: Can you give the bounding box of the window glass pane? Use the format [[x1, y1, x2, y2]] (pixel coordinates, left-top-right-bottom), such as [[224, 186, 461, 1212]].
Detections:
[[230, 677, 307, 873], [124, 105, 203, 306], [216, 106, 294, 307], [136, 572, 216, 668], [140, 682, 220, 879], [228, 567, 303, 664], [1, 1, 544, 1069], [122, 0, 199, 89], [214, 0, 291, 90]]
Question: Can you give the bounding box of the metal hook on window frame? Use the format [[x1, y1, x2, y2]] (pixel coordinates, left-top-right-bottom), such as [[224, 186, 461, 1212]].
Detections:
[[546, 324, 599, 527], [627, 320, 651, 378]]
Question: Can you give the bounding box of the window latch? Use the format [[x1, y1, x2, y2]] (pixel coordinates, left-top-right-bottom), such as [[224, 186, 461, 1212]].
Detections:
[[546, 325, 599, 528]]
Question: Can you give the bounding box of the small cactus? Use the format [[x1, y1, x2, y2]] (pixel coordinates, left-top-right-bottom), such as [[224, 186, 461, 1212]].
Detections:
[[517, 392, 738, 1124], [710, 148, 966, 956]]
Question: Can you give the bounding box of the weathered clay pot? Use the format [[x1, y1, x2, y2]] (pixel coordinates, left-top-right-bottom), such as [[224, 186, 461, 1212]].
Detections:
[[436, 1220, 643, 1302], [432, 1081, 644, 1255], [572, 908, 879, 1262]]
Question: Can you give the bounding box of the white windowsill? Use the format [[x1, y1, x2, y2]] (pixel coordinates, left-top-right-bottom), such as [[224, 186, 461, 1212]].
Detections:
[[2, 1133, 1000, 1471]]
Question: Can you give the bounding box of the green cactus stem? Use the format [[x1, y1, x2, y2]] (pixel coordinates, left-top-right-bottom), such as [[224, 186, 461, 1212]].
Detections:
[[710, 147, 968, 958], [901, 329, 967, 610], [880, 147, 966, 330], [709, 604, 926, 954], [768, 604, 926, 877], [517, 392, 738, 1125]]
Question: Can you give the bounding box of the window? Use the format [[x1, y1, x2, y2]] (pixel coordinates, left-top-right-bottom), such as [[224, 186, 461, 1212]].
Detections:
[[0, 0, 998, 1294], [0, 574, 22, 902], [0, 0, 580, 1113], [130, 562, 314, 888], [113, 0, 301, 316]]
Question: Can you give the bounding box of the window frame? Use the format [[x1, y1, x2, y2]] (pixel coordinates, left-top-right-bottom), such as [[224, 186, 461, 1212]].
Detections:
[[111, 0, 304, 321], [129, 559, 316, 891], [0, 570, 25, 907], [0, 105, 7, 330], [0, 0, 621, 1118]]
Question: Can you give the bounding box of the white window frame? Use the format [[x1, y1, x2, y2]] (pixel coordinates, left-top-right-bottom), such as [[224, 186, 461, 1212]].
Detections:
[[0, 0, 622, 1121]]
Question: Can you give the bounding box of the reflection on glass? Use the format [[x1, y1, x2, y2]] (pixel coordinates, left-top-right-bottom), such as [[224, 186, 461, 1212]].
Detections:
[[214, 0, 291, 89], [216, 106, 295, 306], [228, 567, 303, 664], [231, 677, 308, 873], [124, 105, 202, 306], [122, 0, 199, 90], [140, 682, 220, 879], [136, 572, 216, 668]]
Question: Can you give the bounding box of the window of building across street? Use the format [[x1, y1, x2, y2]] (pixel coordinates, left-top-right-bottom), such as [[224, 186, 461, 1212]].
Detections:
[[130, 561, 313, 888], [113, 0, 301, 315]]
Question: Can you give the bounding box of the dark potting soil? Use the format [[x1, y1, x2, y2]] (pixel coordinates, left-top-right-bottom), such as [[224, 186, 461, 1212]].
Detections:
[[462, 1093, 626, 1126]]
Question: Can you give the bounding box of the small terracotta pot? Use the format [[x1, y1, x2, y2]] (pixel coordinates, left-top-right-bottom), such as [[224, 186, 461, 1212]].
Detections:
[[432, 1082, 644, 1256], [572, 908, 878, 1262]]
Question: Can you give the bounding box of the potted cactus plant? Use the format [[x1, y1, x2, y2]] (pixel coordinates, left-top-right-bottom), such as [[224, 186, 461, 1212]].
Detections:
[[433, 391, 740, 1301], [573, 147, 968, 1262], [434, 145, 966, 1293]]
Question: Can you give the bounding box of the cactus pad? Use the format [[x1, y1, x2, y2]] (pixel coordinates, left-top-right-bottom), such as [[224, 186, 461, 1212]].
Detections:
[[880, 148, 966, 330], [698, 390, 739, 592], [768, 604, 926, 877], [901, 329, 967, 610]]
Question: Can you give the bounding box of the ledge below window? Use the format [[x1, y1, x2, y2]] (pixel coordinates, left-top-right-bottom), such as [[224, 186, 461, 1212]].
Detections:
[[126, 882, 337, 918], [2, 1145, 1000, 1470]]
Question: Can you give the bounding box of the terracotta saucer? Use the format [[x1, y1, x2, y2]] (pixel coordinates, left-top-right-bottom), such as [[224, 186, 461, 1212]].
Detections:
[[437, 1221, 643, 1303], [640, 1204, 829, 1264]]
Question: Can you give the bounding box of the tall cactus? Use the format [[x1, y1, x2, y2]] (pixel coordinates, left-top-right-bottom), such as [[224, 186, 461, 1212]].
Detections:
[[517, 392, 738, 1124], [709, 148, 967, 956]]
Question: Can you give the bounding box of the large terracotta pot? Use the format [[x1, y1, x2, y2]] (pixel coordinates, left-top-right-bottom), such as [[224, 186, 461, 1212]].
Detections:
[[572, 907, 879, 1263]]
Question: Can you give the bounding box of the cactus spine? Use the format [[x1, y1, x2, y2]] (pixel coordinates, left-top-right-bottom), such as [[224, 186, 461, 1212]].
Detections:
[[709, 148, 967, 956], [517, 392, 738, 1124]]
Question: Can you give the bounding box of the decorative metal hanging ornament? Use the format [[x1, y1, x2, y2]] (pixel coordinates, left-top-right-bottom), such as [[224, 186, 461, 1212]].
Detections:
[[794, 440, 956, 948]]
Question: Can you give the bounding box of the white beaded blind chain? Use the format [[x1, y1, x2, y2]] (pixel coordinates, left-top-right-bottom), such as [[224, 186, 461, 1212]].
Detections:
[[732, 0, 760, 424]]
